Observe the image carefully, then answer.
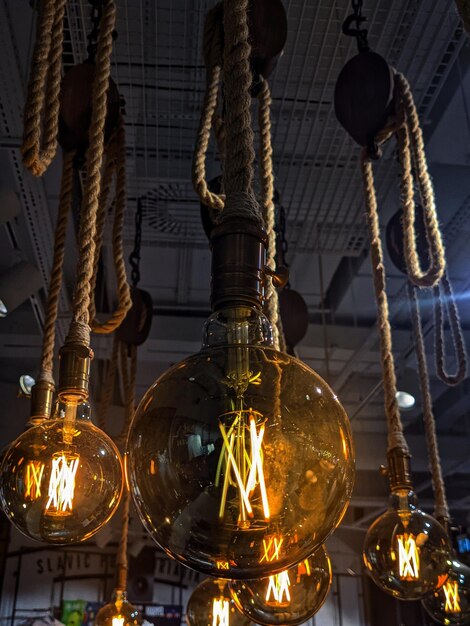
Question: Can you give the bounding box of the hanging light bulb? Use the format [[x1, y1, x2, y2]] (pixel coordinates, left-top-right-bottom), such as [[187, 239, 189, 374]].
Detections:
[[126, 220, 355, 578], [95, 589, 142, 626], [186, 578, 250, 626], [422, 557, 470, 625], [229, 545, 332, 625], [363, 474, 451, 600], [0, 343, 123, 543]]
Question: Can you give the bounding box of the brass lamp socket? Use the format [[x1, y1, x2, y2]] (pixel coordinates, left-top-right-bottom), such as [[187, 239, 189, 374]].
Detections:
[[29, 379, 55, 424], [210, 218, 268, 311], [58, 342, 92, 402], [387, 447, 414, 492]]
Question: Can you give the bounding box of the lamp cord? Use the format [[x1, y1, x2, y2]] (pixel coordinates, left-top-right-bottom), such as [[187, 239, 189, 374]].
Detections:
[[21, 0, 67, 176], [38, 151, 75, 384], [65, 0, 116, 348], [407, 282, 450, 523]]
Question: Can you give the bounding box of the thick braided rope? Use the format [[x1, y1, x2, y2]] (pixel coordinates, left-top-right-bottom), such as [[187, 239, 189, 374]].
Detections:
[[66, 0, 116, 346], [408, 282, 450, 522], [361, 153, 409, 453], [395, 74, 446, 288], [92, 116, 132, 333], [22, 0, 67, 176], [434, 272, 467, 386], [97, 334, 119, 431], [38, 151, 75, 382], [455, 0, 470, 36], [222, 0, 263, 225], [192, 65, 225, 211], [258, 78, 280, 351]]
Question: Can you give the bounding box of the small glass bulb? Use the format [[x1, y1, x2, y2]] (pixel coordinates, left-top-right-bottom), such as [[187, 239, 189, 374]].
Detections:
[[422, 558, 470, 625], [186, 578, 250, 626], [0, 398, 123, 543], [363, 489, 451, 599], [127, 306, 354, 579], [229, 545, 332, 625], [95, 590, 142, 626]]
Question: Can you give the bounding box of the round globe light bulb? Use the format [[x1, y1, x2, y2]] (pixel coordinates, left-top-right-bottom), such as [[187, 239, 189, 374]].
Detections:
[[363, 489, 451, 599], [186, 578, 250, 626], [95, 590, 142, 626], [127, 306, 354, 579], [229, 545, 332, 625], [0, 400, 123, 543], [422, 558, 470, 625]]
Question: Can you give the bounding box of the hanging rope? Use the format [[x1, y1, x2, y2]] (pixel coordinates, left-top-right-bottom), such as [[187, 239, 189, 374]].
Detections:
[[434, 272, 467, 386], [22, 0, 67, 176], [37, 151, 75, 384], [89, 115, 132, 334], [455, 0, 470, 36], [408, 282, 450, 523], [361, 153, 409, 453], [65, 0, 116, 348], [258, 77, 280, 351]]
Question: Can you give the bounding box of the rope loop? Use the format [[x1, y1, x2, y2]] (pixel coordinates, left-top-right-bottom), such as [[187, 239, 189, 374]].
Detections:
[[22, 0, 67, 176], [434, 272, 467, 386]]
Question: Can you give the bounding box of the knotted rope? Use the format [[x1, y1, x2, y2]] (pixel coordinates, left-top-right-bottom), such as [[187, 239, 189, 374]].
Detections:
[[65, 0, 116, 348], [89, 115, 132, 334], [37, 151, 74, 385], [408, 282, 450, 523], [361, 153, 409, 453], [433, 272, 467, 386], [22, 0, 67, 176]]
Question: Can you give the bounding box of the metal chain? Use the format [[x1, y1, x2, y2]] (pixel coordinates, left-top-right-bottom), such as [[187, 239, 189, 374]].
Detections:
[[275, 202, 291, 288], [129, 198, 143, 287], [343, 0, 370, 53], [86, 0, 104, 62]]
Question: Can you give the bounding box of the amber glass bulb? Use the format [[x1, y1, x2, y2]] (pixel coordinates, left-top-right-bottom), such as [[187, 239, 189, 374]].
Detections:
[[127, 306, 354, 579], [229, 545, 332, 625], [95, 590, 142, 626], [422, 558, 470, 625], [186, 578, 250, 626], [363, 489, 451, 599], [0, 400, 123, 543]]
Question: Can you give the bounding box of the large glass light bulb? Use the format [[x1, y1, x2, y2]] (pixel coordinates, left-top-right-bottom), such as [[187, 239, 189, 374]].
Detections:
[[127, 306, 354, 578], [422, 558, 470, 625], [186, 578, 250, 626], [95, 590, 142, 626], [229, 545, 332, 625], [363, 489, 451, 599], [0, 400, 123, 543]]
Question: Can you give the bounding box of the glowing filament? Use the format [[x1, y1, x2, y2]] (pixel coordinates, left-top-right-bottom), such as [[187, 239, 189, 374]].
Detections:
[[443, 581, 461, 614], [397, 534, 420, 580], [25, 461, 44, 501], [217, 410, 270, 526], [266, 571, 291, 607], [112, 618, 124, 626], [212, 598, 230, 626], [216, 560, 230, 570], [260, 535, 284, 563], [45, 453, 79, 515], [296, 559, 311, 582]]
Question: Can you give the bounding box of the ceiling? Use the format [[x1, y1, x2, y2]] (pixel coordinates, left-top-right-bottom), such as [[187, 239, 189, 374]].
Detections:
[[0, 0, 470, 555]]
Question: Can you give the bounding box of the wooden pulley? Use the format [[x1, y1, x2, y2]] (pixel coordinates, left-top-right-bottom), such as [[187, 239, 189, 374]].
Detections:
[[334, 51, 395, 155], [200, 176, 223, 240], [278, 288, 309, 351], [385, 206, 429, 274], [116, 287, 153, 347], [248, 0, 288, 82], [58, 63, 120, 153]]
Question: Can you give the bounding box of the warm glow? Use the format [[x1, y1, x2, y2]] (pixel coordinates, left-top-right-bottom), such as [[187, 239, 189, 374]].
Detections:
[[397, 534, 420, 580], [216, 560, 230, 570], [45, 452, 79, 515], [25, 461, 44, 501], [265, 571, 291, 606], [260, 534, 284, 563], [212, 598, 230, 626], [216, 409, 270, 526], [112, 617, 124, 626], [296, 558, 311, 580], [443, 580, 461, 614]]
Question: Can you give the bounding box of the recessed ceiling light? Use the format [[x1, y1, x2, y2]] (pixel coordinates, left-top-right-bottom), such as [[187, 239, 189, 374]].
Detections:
[[395, 390, 415, 411]]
